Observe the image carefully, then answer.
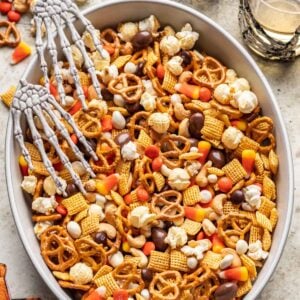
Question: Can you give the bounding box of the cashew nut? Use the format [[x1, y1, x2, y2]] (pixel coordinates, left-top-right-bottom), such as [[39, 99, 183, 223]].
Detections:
[[130, 248, 148, 268], [174, 103, 191, 121], [212, 194, 227, 215], [98, 223, 117, 239], [127, 233, 146, 249], [195, 161, 212, 187], [177, 121, 189, 141], [179, 71, 193, 83], [104, 203, 117, 226], [202, 219, 217, 236]]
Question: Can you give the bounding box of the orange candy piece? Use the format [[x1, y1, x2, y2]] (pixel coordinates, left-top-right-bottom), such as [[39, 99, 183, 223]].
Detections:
[[242, 149, 256, 176], [196, 231, 205, 240], [137, 187, 149, 202], [96, 174, 119, 195], [198, 141, 211, 164], [219, 266, 249, 281], [175, 82, 201, 99], [231, 119, 247, 131], [18, 155, 28, 176], [101, 115, 113, 132], [68, 100, 82, 115], [156, 64, 165, 80], [211, 233, 225, 253], [217, 177, 233, 193], [145, 145, 160, 159], [11, 41, 32, 65], [85, 288, 105, 300], [113, 289, 129, 300], [152, 157, 163, 171], [184, 206, 205, 222], [143, 241, 155, 256]]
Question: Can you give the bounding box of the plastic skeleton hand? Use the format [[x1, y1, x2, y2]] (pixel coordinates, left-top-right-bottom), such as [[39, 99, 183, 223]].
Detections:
[[32, 0, 110, 109], [11, 80, 98, 196]]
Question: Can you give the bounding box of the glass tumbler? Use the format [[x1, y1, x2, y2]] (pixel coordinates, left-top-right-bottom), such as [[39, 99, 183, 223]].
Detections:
[[239, 0, 300, 60]]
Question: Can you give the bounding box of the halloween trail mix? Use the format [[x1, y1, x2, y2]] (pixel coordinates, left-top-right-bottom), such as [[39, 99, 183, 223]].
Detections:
[[16, 15, 279, 300]]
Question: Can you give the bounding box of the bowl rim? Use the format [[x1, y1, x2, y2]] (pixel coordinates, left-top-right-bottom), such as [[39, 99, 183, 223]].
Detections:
[[5, 0, 294, 299]]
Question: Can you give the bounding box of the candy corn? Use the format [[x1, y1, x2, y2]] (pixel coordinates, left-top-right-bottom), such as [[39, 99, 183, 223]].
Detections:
[[19, 155, 28, 176], [211, 233, 225, 253], [198, 141, 211, 164], [184, 206, 205, 222], [101, 115, 113, 132], [85, 289, 105, 300], [113, 289, 129, 300], [68, 100, 82, 115], [231, 119, 247, 131], [96, 173, 119, 195], [219, 266, 249, 281], [198, 87, 212, 102], [242, 150, 256, 176], [11, 41, 32, 65], [175, 82, 201, 99]]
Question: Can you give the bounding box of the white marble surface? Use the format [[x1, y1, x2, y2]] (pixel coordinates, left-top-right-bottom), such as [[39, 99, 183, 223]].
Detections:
[[0, 0, 299, 299]]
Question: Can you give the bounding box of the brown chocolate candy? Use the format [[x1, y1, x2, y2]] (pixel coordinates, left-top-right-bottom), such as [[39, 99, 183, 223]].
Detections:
[[141, 268, 153, 282], [230, 190, 245, 204], [94, 231, 108, 245], [132, 31, 153, 49], [214, 282, 238, 300], [189, 113, 204, 139], [151, 227, 168, 251], [101, 87, 114, 101], [66, 183, 79, 196], [208, 149, 226, 168]]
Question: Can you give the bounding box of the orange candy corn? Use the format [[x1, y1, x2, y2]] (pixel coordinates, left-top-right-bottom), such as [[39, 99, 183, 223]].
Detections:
[[68, 100, 82, 115], [11, 41, 32, 65], [101, 115, 113, 132], [242, 149, 256, 176], [18, 155, 28, 176], [198, 141, 211, 164], [85, 288, 105, 300], [113, 289, 129, 300], [96, 174, 119, 195], [211, 233, 225, 253], [175, 82, 201, 99], [231, 119, 247, 131], [184, 206, 205, 222], [219, 266, 249, 281]]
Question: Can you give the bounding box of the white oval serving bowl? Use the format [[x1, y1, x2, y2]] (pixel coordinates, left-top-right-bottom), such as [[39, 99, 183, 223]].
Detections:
[[5, 0, 294, 299]]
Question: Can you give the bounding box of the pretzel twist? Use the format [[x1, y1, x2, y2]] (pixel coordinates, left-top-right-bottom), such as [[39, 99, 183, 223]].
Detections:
[[0, 21, 21, 48], [193, 56, 226, 88]]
